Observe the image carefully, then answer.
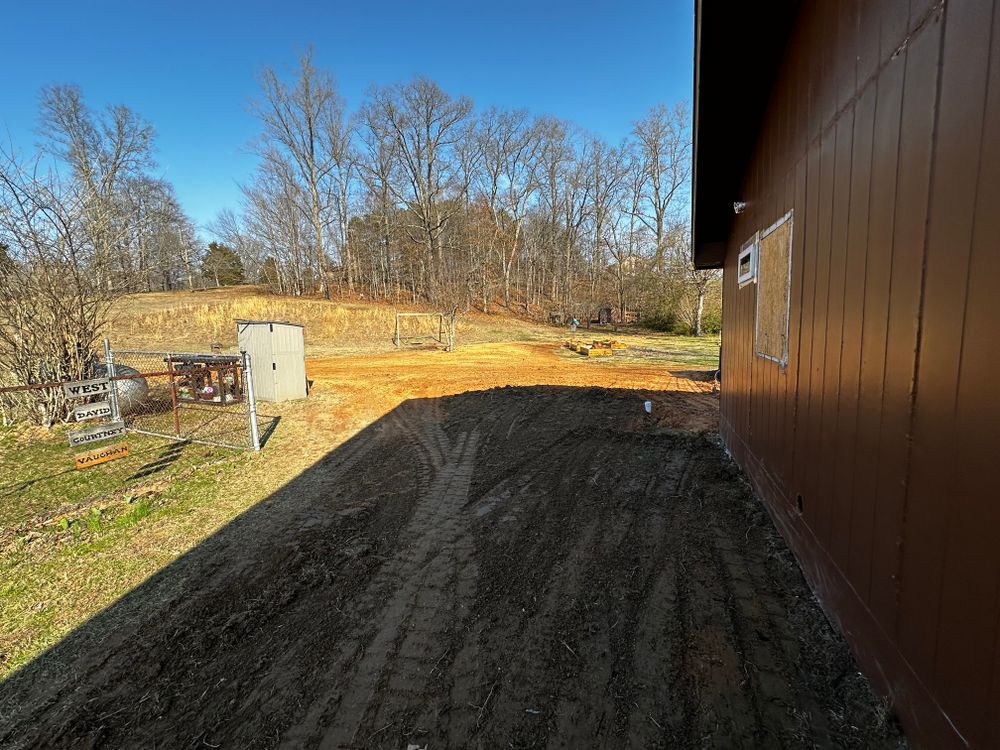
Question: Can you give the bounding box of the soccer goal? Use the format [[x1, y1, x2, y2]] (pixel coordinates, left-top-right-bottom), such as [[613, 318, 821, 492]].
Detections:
[[393, 312, 446, 349]]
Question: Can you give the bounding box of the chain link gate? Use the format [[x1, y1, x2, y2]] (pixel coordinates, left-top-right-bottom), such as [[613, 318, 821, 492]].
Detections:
[[101, 344, 261, 451]]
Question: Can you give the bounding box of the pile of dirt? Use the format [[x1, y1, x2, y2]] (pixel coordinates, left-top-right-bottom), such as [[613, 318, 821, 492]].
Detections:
[[0, 386, 904, 748]]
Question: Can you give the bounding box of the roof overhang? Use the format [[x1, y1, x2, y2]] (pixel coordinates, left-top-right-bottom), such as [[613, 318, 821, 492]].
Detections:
[[692, 0, 801, 268]]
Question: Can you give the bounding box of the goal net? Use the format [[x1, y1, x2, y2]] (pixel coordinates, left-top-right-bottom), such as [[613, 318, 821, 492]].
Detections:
[[393, 312, 445, 348]]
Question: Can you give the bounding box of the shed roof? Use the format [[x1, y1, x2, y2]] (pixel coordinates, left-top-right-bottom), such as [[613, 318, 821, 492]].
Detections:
[[235, 319, 304, 329], [691, 0, 801, 268], [168, 354, 241, 364]]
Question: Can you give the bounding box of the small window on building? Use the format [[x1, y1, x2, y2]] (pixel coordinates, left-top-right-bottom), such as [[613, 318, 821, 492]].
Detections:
[[755, 211, 793, 364], [737, 234, 757, 287]]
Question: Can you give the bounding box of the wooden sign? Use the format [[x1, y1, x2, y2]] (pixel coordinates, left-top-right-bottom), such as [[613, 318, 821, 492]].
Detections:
[[62, 377, 111, 400], [72, 401, 112, 422], [74, 442, 128, 470], [67, 420, 126, 448]]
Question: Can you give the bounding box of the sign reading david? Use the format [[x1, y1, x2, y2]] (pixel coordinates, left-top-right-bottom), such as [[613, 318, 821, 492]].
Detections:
[[62, 377, 111, 400], [67, 420, 126, 448], [72, 400, 112, 422]]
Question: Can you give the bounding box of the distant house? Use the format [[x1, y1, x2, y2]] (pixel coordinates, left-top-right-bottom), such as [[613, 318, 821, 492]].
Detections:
[[594, 306, 637, 326], [693, 2, 999, 748]]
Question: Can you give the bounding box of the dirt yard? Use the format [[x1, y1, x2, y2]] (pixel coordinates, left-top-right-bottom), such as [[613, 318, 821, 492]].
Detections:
[[0, 342, 903, 748]]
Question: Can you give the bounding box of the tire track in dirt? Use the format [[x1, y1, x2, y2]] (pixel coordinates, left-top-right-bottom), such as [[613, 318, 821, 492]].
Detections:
[[463, 422, 680, 747], [297, 427, 480, 748], [389, 398, 450, 470], [445, 405, 616, 746], [603, 449, 696, 748], [540, 437, 696, 748]]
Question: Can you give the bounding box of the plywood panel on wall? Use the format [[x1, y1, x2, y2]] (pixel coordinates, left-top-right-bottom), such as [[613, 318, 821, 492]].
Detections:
[[754, 216, 792, 362]]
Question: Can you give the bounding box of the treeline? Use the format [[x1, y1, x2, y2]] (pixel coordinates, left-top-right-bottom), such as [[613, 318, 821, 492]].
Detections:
[[214, 50, 720, 334], [0, 58, 719, 424], [0, 58, 720, 339], [0, 85, 202, 295]]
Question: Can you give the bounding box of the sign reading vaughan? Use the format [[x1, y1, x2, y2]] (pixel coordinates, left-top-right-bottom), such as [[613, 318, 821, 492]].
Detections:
[[74, 442, 129, 470], [72, 401, 112, 422], [62, 377, 111, 399], [67, 420, 127, 448]]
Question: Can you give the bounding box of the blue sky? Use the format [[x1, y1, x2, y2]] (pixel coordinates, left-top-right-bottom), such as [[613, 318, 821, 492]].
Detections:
[[2, 0, 695, 230]]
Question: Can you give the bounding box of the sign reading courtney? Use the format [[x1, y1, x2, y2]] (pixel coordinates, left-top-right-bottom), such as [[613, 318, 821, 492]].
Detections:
[[67, 420, 126, 448]]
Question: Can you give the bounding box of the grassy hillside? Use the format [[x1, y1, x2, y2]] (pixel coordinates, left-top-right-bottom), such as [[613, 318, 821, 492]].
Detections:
[[106, 286, 721, 366], [106, 286, 549, 356]]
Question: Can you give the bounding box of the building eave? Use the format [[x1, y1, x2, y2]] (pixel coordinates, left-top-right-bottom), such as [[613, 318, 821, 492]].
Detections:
[[691, 0, 801, 269]]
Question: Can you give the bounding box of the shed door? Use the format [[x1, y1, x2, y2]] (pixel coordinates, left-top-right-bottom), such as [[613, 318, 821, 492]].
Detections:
[[271, 325, 306, 400], [239, 323, 274, 401]]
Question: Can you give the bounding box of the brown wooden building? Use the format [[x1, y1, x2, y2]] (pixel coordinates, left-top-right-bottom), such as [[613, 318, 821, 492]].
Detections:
[[693, 1, 1000, 747]]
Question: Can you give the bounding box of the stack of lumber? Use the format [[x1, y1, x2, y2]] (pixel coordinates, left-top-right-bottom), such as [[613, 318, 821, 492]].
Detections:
[[595, 339, 628, 350], [564, 339, 617, 356], [579, 343, 613, 356]]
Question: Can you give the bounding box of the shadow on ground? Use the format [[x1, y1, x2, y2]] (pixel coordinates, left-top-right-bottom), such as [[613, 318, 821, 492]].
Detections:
[[0, 385, 904, 749]]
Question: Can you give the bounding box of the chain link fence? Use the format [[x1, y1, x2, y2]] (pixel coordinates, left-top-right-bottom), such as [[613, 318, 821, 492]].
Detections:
[[0, 345, 261, 451], [102, 348, 260, 451]]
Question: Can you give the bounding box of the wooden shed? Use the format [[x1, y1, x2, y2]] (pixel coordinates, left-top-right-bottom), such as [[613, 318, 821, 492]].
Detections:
[[693, 2, 1000, 747], [236, 319, 307, 402]]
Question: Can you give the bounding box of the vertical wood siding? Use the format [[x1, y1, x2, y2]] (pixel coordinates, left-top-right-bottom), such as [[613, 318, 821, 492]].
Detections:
[[718, 1, 1000, 746]]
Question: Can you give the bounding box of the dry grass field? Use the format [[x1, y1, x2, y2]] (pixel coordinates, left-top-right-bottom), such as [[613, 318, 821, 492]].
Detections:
[[107, 286, 550, 356], [105, 286, 723, 365]]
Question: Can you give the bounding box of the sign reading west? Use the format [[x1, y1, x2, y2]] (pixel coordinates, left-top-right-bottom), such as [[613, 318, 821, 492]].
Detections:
[[62, 377, 111, 400], [74, 442, 129, 470], [67, 420, 126, 448], [71, 401, 112, 422]]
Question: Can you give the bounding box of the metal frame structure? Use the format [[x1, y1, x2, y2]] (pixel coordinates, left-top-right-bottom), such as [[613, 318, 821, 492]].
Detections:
[[393, 312, 445, 348]]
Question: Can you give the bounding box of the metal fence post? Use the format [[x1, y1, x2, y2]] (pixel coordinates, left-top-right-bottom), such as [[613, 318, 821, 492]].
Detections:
[[167, 355, 182, 438], [242, 350, 261, 451], [103, 337, 121, 421]]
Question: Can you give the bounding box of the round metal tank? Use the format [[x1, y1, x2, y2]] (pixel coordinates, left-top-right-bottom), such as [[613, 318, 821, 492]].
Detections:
[[94, 363, 149, 414]]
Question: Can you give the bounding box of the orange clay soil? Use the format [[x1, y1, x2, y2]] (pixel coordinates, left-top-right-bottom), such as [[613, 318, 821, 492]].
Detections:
[[305, 341, 719, 435]]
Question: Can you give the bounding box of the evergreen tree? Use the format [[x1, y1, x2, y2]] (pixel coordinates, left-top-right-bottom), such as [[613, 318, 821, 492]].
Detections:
[[202, 242, 246, 286]]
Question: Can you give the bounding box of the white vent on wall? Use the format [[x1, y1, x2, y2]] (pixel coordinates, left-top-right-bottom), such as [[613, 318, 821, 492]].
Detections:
[[738, 233, 758, 288]]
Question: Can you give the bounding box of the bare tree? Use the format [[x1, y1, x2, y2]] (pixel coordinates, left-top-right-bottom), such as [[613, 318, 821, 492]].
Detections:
[[355, 106, 403, 299], [240, 155, 314, 295], [558, 138, 593, 310], [38, 85, 157, 292], [209, 208, 267, 283], [533, 118, 593, 309], [0, 151, 131, 424], [123, 178, 198, 290], [605, 147, 649, 320], [233, 64, 714, 333], [585, 138, 628, 310], [323, 110, 357, 292], [475, 108, 541, 308], [632, 103, 690, 272], [253, 47, 345, 298], [363, 77, 473, 300], [664, 223, 719, 336]]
